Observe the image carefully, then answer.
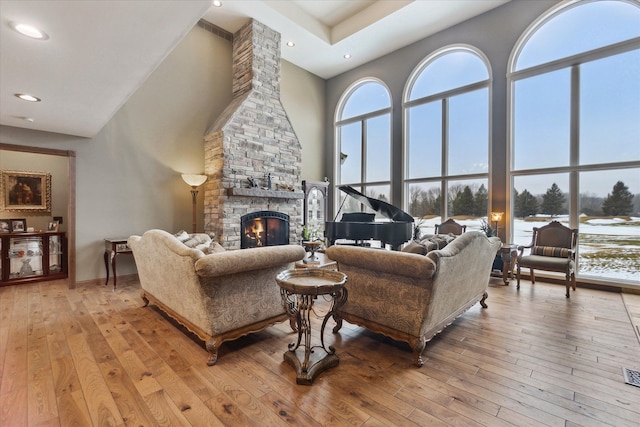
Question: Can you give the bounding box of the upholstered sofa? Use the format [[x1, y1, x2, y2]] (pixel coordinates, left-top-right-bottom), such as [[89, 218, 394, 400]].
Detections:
[[325, 231, 502, 367], [128, 229, 306, 365]]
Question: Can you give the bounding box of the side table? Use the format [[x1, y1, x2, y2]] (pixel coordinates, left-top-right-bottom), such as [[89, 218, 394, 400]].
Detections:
[[275, 268, 347, 385], [104, 238, 133, 290], [499, 244, 518, 285]]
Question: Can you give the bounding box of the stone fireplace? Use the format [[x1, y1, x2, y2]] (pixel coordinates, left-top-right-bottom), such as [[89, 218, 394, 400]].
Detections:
[[203, 19, 302, 249]]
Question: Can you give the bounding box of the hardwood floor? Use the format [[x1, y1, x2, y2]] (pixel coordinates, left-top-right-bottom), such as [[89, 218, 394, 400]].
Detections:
[[1, 276, 639, 426]]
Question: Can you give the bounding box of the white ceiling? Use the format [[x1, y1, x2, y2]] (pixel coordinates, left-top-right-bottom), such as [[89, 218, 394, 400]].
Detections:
[[0, 0, 509, 138]]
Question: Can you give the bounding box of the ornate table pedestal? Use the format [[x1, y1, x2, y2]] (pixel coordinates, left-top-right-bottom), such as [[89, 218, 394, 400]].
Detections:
[[500, 244, 518, 285], [275, 269, 347, 385]]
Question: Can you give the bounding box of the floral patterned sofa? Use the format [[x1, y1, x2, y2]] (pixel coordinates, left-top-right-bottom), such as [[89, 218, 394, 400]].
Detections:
[[128, 229, 305, 365], [325, 231, 501, 367]]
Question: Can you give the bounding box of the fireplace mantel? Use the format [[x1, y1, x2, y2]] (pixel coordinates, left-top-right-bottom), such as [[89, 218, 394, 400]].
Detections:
[[227, 187, 304, 200]]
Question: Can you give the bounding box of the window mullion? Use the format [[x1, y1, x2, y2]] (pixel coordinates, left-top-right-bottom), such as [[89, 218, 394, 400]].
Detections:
[[362, 118, 367, 186], [441, 98, 449, 218], [569, 65, 580, 228]]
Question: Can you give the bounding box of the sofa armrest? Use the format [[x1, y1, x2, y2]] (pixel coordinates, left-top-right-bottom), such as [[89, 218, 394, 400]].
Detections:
[[325, 245, 435, 279], [195, 244, 306, 277]]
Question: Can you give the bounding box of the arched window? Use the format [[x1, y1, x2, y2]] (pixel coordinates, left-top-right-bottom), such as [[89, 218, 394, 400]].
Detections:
[[509, 0, 640, 285], [334, 79, 392, 218], [403, 46, 491, 233]]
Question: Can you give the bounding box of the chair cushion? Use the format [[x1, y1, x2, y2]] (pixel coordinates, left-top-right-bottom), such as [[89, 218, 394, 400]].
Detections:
[[520, 254, 574, 271], [531, 246, 570, 258]]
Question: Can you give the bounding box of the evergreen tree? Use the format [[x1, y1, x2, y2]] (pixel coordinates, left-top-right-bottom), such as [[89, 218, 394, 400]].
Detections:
[[474, 184, 488, 216], [602, 181, 634, 216], [541, 183, 566, 216], [451, 186, 475, 216], [515, 189, 538, 218], [432, 192, 442, 215]]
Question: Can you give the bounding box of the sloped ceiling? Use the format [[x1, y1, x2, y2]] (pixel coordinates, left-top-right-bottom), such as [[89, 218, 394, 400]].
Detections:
[[0, 0, 509, 138]]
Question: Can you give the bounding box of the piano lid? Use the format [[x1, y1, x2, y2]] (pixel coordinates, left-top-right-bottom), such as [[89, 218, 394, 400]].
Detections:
[[338, 185, 414, 223]]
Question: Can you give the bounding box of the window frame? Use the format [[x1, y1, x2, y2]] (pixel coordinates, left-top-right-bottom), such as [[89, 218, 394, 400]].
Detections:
[[402, 44, 493, 221], [334, 78, 393, 216], [507, 0, 640, 286]]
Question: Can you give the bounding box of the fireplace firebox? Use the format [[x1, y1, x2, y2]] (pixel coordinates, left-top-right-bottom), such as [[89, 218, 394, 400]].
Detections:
[[240, 211, 290, 249]]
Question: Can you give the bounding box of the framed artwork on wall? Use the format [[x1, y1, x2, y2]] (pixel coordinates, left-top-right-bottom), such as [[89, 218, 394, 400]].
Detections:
[[1, 170, 51, 213]]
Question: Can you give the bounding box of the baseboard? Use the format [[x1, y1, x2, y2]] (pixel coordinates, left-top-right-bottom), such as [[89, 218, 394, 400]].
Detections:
[[518, 273, 633, 294], [76, 273, 139, 288]]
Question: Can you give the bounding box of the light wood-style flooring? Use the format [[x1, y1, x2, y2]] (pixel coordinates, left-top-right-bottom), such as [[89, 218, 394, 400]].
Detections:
[[1, 276, 639, 426]]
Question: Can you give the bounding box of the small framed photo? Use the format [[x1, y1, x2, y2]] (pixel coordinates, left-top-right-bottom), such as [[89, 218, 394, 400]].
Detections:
[[0, 219, 10, 233], [47, 220, 59, 232], [10, 218, 26, 233]]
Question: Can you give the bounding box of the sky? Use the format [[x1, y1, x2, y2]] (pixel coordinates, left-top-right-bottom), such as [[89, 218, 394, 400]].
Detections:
[[338, 0, 640, 198]]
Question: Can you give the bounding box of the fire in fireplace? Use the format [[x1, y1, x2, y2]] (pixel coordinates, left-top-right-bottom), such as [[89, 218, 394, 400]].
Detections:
[[240, 211, 290, 249]]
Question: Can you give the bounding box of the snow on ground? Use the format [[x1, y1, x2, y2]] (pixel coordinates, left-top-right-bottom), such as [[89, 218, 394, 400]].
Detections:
[[414, 216, 639, 283]]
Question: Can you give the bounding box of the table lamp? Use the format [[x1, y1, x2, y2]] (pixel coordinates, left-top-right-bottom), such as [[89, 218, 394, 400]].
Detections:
[[490, 211, 504, 237], [182, 174, 207, 233]]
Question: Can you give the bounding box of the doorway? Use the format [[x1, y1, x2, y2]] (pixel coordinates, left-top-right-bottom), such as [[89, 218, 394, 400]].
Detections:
[[0, 143, 76, 288]]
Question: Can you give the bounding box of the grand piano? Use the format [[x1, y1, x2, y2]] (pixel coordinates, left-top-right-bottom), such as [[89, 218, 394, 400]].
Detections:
[[325, 185, 414, 250]]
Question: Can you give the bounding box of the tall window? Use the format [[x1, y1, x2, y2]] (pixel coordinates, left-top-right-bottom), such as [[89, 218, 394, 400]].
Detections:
[[509, 0, 640, 285], [334, 79, 392, 217], [403, 46, 491, 232]]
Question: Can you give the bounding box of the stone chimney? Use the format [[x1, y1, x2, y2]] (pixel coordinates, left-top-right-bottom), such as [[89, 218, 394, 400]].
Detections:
[[203, 19, 302, 249]]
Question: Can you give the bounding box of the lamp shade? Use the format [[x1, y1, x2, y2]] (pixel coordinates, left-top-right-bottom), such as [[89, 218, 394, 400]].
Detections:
[[490, 212, 504, 222], [181, 174, 207, 187]]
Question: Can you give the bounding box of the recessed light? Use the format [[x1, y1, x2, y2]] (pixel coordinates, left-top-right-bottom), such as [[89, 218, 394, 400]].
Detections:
[[212, 0, 222, 7], [10, 22, 49, 40], [15, 93, 41, 102], [343, 53, 352, 59], [286, 41, 295, 47]]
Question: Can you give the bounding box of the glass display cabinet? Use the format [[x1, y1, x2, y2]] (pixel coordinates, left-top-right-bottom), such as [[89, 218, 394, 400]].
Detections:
[[0, 232, 67, 286]]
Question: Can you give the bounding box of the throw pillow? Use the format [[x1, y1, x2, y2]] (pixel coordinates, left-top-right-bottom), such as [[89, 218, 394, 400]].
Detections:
[[182, 234, 210, 248], [401, 240, 428, 255], [174, 230, 190, 242], [531, 246, 570, 258], [204, 241, 226, 254], [419, 233, 456, 252]]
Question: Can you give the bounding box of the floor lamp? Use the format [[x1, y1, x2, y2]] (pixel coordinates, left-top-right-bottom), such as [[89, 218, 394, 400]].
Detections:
[[182, 174, 207, 233]]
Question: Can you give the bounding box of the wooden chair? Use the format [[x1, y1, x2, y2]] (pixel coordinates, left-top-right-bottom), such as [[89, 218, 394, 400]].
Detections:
[[516, 220, 578, 298], [434, 218, 467, 235]]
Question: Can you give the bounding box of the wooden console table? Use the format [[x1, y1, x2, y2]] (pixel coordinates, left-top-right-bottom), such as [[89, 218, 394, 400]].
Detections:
[[276, 268, 347, 385], [104, 237, 132, 290]]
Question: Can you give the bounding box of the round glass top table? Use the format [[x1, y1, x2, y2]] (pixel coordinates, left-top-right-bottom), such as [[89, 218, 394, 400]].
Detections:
[[275, 268, 347, 385]]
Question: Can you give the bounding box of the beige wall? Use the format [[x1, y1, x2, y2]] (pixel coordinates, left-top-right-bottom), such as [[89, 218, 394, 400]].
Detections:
[[0, 150, 69, 232], [0, 23, 326, 282], [281, 60, 326, 181]]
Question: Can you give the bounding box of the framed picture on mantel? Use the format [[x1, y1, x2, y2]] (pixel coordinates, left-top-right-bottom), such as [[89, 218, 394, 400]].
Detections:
[[1, 170, 51, 213], [302, 180, 329, 238]]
